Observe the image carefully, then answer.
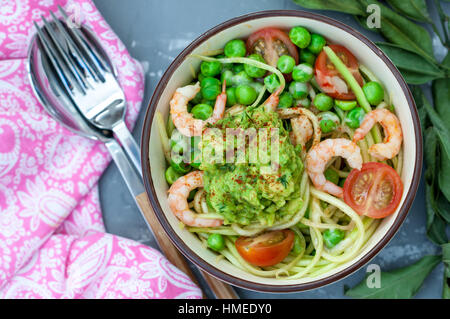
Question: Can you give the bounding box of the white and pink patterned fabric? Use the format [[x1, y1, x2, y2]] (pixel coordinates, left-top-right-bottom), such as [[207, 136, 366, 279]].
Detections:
[[0, 0, 202, 299]]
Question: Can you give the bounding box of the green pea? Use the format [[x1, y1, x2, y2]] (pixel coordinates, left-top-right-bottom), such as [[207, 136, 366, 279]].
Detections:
[[300, 49, 316, 65], [314, 93, 334, 111], [345, 107, 366, 129], [323, 229, 345, 249], [264, 73, 281, 93], [320, 119, 337, 133], [191, 90, 203, 105], [292, 63, 313, 82], [232, 63, 245, 74], [244, 54, 266, 78], [190, 137, 202, 168], [200, 99, 214, 107], [170, 129, 189, 154], [318, 111, 340, 134], [207, 233, 225, 251], [363, 81, 384, 105], [295, 97, 310, 108], [226, 87, 237, 107], [335, 99, 357, 111], [200, 60, 222, 77], [292, 234, 303, 254], [250, 81, 264, 95], [190, 151, 202, 169], [191, 103, 213, 120], [197, 73, 205, 83], [236, 85, 257, 105], [277, 55, 296, 74], [170, 157, 191, 174], [224, 39, 246, 57], [289, 81, 308, 99], [221, 69, 234, 87], [278, 92, 294, 108], [165, 166, 183, 185], [201, 76, 220, 88], [232, 70, 253, 86], [307, 34, 326, 54], [324, 168, 339, 185], [289, 26, 311, 49], [201, 84, 221, 101]]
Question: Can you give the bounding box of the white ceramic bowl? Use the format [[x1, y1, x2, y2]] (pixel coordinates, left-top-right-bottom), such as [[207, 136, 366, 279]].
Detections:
[[141, 10, 422, 292]]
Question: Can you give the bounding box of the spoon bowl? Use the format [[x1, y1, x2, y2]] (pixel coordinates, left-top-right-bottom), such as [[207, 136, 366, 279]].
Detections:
[[27, 23, 115, 141]]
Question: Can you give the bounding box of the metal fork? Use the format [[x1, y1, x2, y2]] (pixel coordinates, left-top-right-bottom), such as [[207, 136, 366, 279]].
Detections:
[[34, 6, 142, 176]]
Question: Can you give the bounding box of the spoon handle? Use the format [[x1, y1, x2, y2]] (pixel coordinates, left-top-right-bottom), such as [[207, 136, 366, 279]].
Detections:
[[111, 120, 143, 177], [104, 140, 238, 299]]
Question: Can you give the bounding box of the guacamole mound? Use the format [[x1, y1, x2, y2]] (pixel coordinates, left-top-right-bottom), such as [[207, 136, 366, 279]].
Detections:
[[200, 105, 304, 226]]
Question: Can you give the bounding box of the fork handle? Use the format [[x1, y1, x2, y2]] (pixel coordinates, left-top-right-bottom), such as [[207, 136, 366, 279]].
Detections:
[[112, 120, 143, 177], [104, 140, 239, 299], [135, 193, 239, 299]]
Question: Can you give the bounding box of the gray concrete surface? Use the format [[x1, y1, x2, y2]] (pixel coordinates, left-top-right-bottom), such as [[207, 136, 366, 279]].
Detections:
[[94, 0, 448, 298]]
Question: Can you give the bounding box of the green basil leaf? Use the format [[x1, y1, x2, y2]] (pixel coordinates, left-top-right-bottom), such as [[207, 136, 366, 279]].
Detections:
[[345, 255, 441, 298], [432, 78, 450, 131], [353, 15, 380, 33], [426, 184, 448, 245], [359, 0, 435, 62], [423, 126, 447, 245], [292, 0, 365, 15], [442, 52, 450, 68], [443, 243, 450, 299], [432, 77, 450, 202], [439, 148, 450, 203], [376, 43, 443, 77], [436, 193, 450, 224], [423, 95, 450, 166], [386, 0, 431, 22], [424, 127, 438, 184], [399, 70, 444, 85], [411, 86, 428, 130], [423, 96, 450, 210]]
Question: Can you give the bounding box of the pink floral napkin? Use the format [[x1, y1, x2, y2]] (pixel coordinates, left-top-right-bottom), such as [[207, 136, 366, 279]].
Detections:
[[0, 0, 202, 299]]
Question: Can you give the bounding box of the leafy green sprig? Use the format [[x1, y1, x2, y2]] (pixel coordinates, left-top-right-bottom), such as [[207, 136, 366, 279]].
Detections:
[[293, 0, 449, 299]]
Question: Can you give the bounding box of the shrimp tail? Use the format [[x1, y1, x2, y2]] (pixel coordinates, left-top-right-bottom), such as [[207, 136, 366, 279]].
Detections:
[[263, 87, 283, 111]]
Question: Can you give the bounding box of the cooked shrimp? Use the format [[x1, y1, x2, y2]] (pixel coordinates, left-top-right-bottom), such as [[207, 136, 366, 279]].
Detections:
[[170, 81, 227, 136], [306, 138, 362, 198], [352, 109, 402, 161], [277, 107, 321, 147], [263, 87, 283, 111], [168, 171, 223, 227], [290, 115, 313, 148]]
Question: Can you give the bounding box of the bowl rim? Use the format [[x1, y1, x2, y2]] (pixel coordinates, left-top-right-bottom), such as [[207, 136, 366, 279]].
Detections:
[[140, 9, 423, 293]]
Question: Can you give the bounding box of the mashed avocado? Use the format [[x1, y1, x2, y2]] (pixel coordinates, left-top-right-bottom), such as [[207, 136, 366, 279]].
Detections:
[[200, 105, 304, 226]]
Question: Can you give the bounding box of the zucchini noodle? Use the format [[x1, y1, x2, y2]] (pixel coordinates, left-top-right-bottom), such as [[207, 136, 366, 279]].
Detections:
[[156, 111, 171, 163], [159, 39, 404, 281], [250, 85, 267, 108], [190, 55, 286, 91]]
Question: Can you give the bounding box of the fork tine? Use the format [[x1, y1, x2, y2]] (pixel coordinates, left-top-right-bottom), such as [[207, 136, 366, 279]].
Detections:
[[49, 10, 100, 83], [34, 21, 75, 95], [58, 5, 109, 81], [41, 15, 86, 94]]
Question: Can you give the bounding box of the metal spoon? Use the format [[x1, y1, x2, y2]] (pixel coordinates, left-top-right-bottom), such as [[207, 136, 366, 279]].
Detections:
[[27, 24, 237, 299]]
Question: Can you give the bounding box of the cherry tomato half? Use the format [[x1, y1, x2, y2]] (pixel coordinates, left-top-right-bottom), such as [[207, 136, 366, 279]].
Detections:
[[246, 27, 299, 67], [315, 44, 364, 100], [343, 162, 403, 219], [235, 230, 294, 267]]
